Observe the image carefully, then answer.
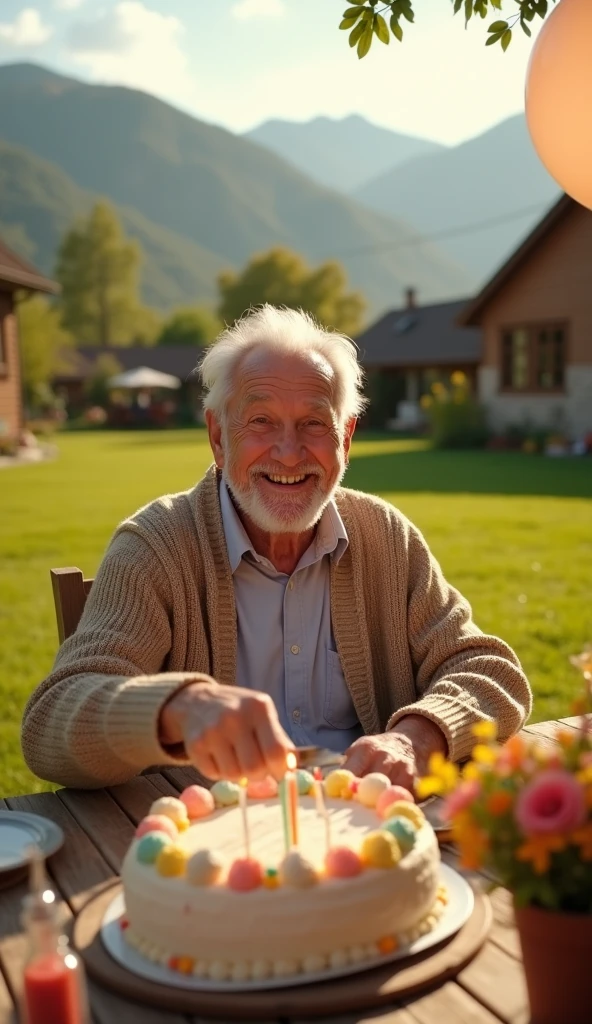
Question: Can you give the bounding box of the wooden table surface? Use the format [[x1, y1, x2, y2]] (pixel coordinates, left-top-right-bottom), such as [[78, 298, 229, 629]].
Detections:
[[0, 716, 584, 1024]]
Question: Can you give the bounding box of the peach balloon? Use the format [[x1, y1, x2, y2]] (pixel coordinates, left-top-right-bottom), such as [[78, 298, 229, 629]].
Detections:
[[525, 0, 592, 210]]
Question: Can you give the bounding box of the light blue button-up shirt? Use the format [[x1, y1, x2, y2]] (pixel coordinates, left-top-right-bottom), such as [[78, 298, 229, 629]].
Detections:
[[219, 481, 364, 752]]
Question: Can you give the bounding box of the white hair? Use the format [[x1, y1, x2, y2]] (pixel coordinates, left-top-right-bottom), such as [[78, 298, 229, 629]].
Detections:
[[199, 304, 367, 424]]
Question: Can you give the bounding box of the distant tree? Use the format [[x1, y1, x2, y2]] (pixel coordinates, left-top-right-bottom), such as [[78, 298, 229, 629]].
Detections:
[[339, 0, 550, 57], [17, 295, 73, 408], [217, 248, 365, 336], [157, 306, 222, 347], [55, 202, 150, 347], [85, 352, 124, 408]]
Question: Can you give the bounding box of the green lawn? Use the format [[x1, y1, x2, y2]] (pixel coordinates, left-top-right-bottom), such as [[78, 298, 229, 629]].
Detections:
[[2, 430, 591, 797]]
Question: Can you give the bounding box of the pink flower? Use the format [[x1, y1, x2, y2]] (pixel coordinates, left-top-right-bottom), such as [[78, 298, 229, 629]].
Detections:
[[442, 780, 481, 819], [515, 770, 586, 835]]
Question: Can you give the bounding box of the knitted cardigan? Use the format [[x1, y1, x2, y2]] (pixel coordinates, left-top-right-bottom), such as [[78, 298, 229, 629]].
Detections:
[[21, 466, 532, 788]]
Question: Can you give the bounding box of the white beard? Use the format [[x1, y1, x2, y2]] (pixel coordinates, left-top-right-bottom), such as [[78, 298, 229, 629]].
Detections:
[[223, 447, 346, 535]]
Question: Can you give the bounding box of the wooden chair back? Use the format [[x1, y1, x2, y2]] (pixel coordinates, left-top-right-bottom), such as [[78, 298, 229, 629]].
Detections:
[[50, 567, 94, 643]]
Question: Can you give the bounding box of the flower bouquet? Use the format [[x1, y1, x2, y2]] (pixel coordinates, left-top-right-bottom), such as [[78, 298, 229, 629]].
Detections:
[[417, 648, 592, 1024]]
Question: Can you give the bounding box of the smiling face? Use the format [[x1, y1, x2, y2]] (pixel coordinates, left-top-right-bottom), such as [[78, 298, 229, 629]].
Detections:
[[207, 346, 356, 534]]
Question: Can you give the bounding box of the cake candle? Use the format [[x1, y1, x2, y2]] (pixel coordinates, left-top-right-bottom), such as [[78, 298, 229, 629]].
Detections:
[[313, 767, 331, 854], [286, 752, 299, 847], [238, 777, 251, 859]]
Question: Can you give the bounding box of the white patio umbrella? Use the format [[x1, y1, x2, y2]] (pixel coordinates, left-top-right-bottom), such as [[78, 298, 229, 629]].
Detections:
[[107, 366, 182, 390]]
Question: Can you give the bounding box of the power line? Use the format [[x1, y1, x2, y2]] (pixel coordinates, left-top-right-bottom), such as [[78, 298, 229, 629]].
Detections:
[[340, 200, 553, 258]]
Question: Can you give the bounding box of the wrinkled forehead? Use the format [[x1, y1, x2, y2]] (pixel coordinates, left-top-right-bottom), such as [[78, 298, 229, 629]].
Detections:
[[231, 347, 337, 411]]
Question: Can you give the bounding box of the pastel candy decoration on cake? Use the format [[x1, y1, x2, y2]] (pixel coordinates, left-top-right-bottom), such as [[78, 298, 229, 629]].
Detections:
[[156, 844, 189, 877], [180, 785, 215, 819], [211, 780, 241, 807], [135, 814, 178, 840], [227, 858, 264, 892], [246, 776, 278, 799], [360, 830, 402, 868], [279, 851, 318, 888], [375, 785, 414, 819], [384, 800, 425, 829], [324, 769, 356, 799], [149, 796, 190, 830], [325, 846, 362, 878], [382, 816, 417, 853], [295, 769, 315, 796], [356, 772, 391, 808], [136, 832, 172, 864], [187, 849, 225, 886]]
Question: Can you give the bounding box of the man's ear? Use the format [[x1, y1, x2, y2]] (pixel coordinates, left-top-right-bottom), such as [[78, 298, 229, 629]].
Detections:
[[206, 410, 225, 468], [343, 417, 357, 463]]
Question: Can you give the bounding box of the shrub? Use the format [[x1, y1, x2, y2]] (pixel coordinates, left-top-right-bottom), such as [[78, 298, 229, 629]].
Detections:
[[421, 372, 488, 449]]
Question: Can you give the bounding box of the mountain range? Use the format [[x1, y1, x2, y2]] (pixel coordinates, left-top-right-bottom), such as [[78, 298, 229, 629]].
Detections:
[[352, 114, 561, 281], [245, 115, 443, 194], [0, 63, 472, 319]]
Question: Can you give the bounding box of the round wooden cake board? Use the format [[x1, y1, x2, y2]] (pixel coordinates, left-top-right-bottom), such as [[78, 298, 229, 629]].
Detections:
[[74, 881, 492, 1019]]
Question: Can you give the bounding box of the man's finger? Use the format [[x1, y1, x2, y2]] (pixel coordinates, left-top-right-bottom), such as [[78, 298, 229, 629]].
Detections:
[[341, 742, 373, 777], [256, 716, 293, 780], [234, 731, 267, 780], [205, 740, 242, 781]]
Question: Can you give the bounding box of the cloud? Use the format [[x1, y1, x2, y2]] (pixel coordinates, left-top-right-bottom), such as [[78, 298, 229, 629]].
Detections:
[[54, 0, 86, 10], [65, 1, 197, 107], [232, 0, 285, 20], [0, 8, 53, 47]]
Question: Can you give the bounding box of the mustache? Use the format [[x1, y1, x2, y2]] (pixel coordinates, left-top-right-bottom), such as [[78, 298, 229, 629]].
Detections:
[[249, 465, 324, 479]]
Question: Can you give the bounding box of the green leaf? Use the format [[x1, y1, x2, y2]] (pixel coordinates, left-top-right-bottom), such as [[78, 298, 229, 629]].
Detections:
[[342, 5, 365, 18], [349, 20, 366, 45], [401, 4, 415, 23], [373, 12, 390, 42], [339, 16, 358, 29], [361, 8, 374, 18], [357, 24, 373, 57], [501, 27, 512, 49], [464, 0, 473, 22], [489, 0, 502, 8], [453, 0, 463, 13], [485, 31, 503, 44], [488, 19, 508, 31], [520, 20, 532, 35], [536, 0, 548, 15], [390, 13, 403, 40]]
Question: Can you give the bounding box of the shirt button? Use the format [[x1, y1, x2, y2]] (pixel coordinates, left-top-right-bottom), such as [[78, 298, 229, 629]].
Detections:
[[292, 708, 301, 722], [290, 644, 300, 655]]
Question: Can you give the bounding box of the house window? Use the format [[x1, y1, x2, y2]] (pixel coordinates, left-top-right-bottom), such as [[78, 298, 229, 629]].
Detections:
[[501, 325, 565, 392]]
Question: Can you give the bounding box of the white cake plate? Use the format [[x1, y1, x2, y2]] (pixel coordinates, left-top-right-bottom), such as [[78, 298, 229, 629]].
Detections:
[[100, 863, 474, 993]]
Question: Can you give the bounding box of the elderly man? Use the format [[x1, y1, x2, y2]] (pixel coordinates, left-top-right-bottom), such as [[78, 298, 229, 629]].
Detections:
[[22, 305, 531, 790]]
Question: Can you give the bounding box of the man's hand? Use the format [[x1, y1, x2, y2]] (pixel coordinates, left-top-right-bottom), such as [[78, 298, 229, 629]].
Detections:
[[159, 680, 293, 782], [341, 715, 448, 793]]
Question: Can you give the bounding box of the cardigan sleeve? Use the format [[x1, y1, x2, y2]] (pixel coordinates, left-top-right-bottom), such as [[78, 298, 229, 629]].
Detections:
[[21, 530, 213, 789], [386, 520, 532, 761]]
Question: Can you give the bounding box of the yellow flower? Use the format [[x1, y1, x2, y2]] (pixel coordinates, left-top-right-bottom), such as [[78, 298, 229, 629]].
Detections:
[[516, 834, 566, 875], [462, 762, 482, 782], [450, 371, 467, 387], [415, 775, 444, 800], [426, 752, 459, 791], [472, 744, 497, 766], [420, 394, 433, 409], [471, 720, 498, 742], [571, 823, 592, 860]]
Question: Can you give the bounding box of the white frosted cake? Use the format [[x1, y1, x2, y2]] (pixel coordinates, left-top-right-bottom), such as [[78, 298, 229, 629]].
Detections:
[[120, 768, 446, 982]]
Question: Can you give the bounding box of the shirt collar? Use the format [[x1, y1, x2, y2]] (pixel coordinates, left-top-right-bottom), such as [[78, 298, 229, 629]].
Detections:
[[219, 479, 348, 575]]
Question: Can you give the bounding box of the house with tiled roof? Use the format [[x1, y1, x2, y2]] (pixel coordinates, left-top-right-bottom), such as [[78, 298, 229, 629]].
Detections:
[[458, 194, 592, 439]]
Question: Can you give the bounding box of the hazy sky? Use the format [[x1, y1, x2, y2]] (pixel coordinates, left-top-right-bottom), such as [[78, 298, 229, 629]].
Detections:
[[0, 1, 542, 144]]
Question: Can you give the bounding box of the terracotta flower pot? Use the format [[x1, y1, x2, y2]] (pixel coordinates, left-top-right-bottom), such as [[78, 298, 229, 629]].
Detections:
[[514, 903, 592, 1024]]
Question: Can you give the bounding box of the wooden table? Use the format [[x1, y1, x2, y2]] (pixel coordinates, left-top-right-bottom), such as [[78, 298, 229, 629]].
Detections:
[[0, 716, 583, 1024]]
